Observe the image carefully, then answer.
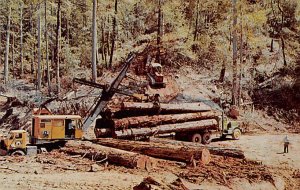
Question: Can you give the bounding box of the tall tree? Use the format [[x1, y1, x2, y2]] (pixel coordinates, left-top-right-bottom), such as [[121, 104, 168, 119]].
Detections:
[[109, 0, 118, 68], [37, 2, 42, 91], [156, 0, 162, 64], [92, 0, 97, 81], [44, 0, 51, 95], [194, 0, 200, 41], [4, 5, 11, 84], [231, 0, 238, 106], [55, 0, 61, 94], [20, 1, 24, 76]]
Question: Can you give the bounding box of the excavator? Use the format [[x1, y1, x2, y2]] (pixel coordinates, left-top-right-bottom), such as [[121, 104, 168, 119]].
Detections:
[[0, 52, 137, 155]]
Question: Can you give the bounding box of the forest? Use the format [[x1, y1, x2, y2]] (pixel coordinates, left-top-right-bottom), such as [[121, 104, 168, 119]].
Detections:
[[0, 0, 300, 189]]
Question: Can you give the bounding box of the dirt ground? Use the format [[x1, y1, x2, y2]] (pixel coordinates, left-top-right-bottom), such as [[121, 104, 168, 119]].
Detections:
[[1, 133, 300, 190], [214, 134, 300, 169]]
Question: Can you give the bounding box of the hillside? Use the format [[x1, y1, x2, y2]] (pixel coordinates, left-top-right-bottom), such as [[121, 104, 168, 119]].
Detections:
[[0, 0, 300, 189]]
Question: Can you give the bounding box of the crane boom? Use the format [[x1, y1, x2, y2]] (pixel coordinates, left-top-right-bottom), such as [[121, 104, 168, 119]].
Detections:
[[81, 53, 135, 137]]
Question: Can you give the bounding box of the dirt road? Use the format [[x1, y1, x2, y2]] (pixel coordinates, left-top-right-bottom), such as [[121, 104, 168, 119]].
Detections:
[[214, 134, 300, 169]]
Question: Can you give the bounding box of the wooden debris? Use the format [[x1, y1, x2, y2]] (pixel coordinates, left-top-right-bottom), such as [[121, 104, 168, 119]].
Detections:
[[89, 164, 102, 172], [171, 178, 203, 190], [93, 138, 211, 165]]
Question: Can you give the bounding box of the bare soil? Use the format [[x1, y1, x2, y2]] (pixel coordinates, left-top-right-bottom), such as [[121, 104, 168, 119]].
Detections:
[[1, 133, 300, 190]]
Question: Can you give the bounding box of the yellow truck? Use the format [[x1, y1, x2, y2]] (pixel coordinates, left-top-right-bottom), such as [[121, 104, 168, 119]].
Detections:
[[0, 114, 83, 156]]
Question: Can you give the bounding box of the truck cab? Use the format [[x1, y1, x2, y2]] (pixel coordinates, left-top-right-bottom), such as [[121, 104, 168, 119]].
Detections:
[[218, 114, 242, 140], [0, 130, 27, 155]]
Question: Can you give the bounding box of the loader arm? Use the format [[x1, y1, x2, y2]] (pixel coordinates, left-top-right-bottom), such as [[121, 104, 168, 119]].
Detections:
[[81, 53, 135, 137]]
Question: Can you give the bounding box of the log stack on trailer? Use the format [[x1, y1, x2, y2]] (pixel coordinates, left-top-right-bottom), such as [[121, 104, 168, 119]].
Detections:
[[95, 101, 223, 144]]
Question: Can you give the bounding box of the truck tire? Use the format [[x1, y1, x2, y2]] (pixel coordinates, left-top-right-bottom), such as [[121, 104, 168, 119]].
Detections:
[[190, 133, 202, 143], [202, 132, 212, 144], [232, 129, 241, 140], [11, 150, 25, 156]]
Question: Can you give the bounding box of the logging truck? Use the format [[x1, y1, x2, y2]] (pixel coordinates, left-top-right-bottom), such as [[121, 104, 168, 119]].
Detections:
[[94, 108, 242, 144]]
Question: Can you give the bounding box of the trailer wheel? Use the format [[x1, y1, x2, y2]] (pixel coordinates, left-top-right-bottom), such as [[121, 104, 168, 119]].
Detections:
[[11, 150, 25, 156], [232, 129, 241, 140], [202, 132, 212, 144], [190, 133, 202, 143]]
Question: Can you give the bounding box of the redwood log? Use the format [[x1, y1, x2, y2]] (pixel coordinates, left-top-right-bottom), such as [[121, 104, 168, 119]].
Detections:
[[61, 140, 156, 170], [121, 102, 212, 113], [113, 111, 219, 130], [114, 119, 217, 138], [150, 137, 245, 159], [93, 138, 211, 165]]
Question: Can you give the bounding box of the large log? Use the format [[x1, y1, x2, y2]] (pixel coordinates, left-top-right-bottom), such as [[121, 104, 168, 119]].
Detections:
[[150, 137, 245, 159], [93, 138, 211, 165], [121, 102, 212, 113], [113, 111, 219, 130], [114, 119, 217, 138], [61, 140, 156, 170]]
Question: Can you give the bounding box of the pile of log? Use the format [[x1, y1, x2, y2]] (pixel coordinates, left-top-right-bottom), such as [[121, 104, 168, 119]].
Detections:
[[92, 138, 211, 165], [61, 140, 156, 171], [95, 102, 220, 139], [149, 137, 245, 159]]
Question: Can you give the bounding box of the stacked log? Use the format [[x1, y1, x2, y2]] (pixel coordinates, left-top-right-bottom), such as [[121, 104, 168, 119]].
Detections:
[[121, 102, 213, 113], [113, 111, 219, 130], [61, 140, 156, 170], [95, 102, 220, 139], [93, 138, 211, 165], [114, 119, 217, 138]]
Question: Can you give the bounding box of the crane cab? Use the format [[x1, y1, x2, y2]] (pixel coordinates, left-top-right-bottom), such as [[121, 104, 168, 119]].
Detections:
[[31, 115, 83, 144]]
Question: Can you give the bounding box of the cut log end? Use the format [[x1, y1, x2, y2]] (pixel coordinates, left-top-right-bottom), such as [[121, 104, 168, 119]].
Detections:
[[199, 148, 211, 165]]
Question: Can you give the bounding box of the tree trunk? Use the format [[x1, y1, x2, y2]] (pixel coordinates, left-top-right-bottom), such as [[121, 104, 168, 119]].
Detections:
[[109, 0, 118, 68], [193, 0, 200, 41], [93, 138, 211, 165], [121, 102, 212, 113], [30, 3, 34, 75], [238, 9, 243, 106], [219, 62, 226, 83], [150, 138, 245, 159], [114, 119, 217, 139], [12, 34, 15, 79], [281, 36, 287, 66], [37, 3, 42, 91], [112, 111, 219, 130], [20, 2, 24, 76], [62, 140, 155, 170], [45, 0, 51, 95], [231, 0, 238, 106], [4, 5, 11, 84], [156, 0, 162, 64], [55, 0, 61, 94], [270, 38, 273, 52], [92, 0, 97, 81]]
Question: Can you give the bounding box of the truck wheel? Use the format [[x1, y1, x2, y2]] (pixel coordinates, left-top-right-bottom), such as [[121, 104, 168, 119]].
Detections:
[[190, 133, 202, 143], [232, 129, 241, 140], [202, 132, 212, 144], [11, 150, 25, 156]]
